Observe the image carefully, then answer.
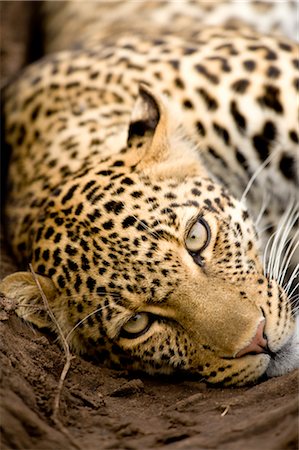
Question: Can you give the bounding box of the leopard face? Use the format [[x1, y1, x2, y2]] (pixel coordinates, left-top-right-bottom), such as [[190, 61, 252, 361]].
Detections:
[[2, 86, 298, 385]]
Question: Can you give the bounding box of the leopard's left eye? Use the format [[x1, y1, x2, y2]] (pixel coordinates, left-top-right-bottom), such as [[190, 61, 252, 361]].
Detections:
[[185, 218, 210, 253]]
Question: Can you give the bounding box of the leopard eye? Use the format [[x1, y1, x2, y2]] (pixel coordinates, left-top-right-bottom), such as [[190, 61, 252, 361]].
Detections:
[[185, 218, 210, 253], [121, 313, 151, 338]]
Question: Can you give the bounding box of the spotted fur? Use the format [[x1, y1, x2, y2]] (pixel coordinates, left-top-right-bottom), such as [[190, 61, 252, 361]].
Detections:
[[1, 1, 298, 385]]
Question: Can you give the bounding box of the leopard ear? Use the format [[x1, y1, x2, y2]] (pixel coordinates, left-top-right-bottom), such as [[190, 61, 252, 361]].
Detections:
[[127, 84, 170, 166], [127, 85, 204, 178], [0, 272, 58, 329]]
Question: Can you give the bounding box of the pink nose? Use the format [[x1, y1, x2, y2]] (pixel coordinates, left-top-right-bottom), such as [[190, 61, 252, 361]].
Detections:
[[236, 320, 268, 358]]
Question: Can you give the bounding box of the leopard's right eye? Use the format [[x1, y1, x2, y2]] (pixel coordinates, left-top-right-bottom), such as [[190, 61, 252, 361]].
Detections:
[[120, 313, 152, 339]]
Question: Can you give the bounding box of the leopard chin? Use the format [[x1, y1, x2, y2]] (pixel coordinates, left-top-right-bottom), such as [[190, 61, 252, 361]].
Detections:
[[266, 316, 299, 378]]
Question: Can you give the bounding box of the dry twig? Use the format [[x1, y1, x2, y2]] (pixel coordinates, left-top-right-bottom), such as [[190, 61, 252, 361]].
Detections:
[[29, 264, 81, 450]]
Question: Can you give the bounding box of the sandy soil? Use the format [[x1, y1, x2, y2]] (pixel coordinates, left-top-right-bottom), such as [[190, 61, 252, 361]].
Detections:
[[0, 3, 298, 449]]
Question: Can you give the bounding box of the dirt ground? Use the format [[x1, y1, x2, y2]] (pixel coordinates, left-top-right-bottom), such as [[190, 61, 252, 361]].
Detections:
[[0, 3, 298, 450]]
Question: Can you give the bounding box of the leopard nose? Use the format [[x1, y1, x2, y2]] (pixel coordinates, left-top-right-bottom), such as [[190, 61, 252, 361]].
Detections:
[[236, 319, 268, 358]]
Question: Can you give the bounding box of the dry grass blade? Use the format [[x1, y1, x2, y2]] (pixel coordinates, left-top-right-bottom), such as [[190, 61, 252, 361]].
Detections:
[[29, 264, 81, 450]]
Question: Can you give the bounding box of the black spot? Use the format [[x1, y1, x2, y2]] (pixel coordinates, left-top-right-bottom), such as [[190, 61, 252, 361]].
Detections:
[[97, 170, 113, 177], [204, 198, 217, 212], [48, 268, 56, 277], [121, 177, 134, 186], [207, 56, 231, 72], [169, 59, 180, 69], [153, 39, 165, 45], [89, 71, 99, 79], [74, 274, 82, 292], [215, 43, 238, 55], [42, 250, 50, 261], [257, 85, 283, 114], [77, 303, 83, 313], [253, 121, 276, 162], [104, 200, 124, 215], [247, 45, 277, 60], [103, 220, 114, 230], [52, 188, 62, 197], [266, 66, 280, 79], [183, 99, 193, 109], [191, 188, 201, 196], [112, 160, 124, 167], [87, 276, 96, 292], [54, 217, 64, 226], [54, 233, 62, 243], [278, 42, 292, 52], [53, 249, 62, 266], [263, 121, 277, 141], [212, 122, 230, 145], [195, 64, 219, 84], [65, 244, 77, 256], [231, 79, 250, 93], [90, 138, 101, 146], [65, 81, 80, 89], [243, 60, 256, 71], [196, 121, 206, 136], [79, 238, 89, 252], [184, 47, 197, 55], [57, 275, 65, 289], [235, 148, 248, 171], [45, 227, 55, 239], [174, 77, 185, 89], [34, 248, 40, 261], [17, 124, 26, 146], [242, 210, 249, 221], [61, 206, 73, 216], [289, 130, 299, 144], [122, 215, 137, 228], [67, 259, 78, 271], [136, 220, 149, 232], [49, 83, 60, 90], [197, 87, 218, 110], [207, 146, 228, 168], [279, 154, 296, 180], [74, 203, 84, 215], [37, 264, 45, 274], [131, 190, 143, 198], [81, 254, 90, 271], [292, 58, 299, 70], [31, 104, 41, 121], [97, 286, 107, 296], [230, 101, 246, 133], [81, 180, 96, 193]]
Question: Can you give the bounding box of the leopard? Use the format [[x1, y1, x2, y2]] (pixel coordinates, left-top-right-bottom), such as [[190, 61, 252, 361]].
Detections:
[[1, 0, 298, 386]]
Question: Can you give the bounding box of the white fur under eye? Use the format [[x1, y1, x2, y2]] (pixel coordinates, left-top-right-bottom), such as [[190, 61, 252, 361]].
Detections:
[[185, 219, 210, 253], [122, 313, 150, 335]]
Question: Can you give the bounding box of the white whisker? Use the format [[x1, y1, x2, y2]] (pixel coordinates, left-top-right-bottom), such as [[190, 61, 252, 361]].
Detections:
[[278, 231, 299, 286], [255, 190, 270, 228], [273, 209, 299, 281], [285, 264, 299, 295], [65, 300, 121, 342], [241, 151, 276, 205], [264, 200, 296, 280]]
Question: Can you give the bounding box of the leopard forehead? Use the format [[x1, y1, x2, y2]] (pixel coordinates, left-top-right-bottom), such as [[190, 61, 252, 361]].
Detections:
[[32, 167, 256, 289]]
